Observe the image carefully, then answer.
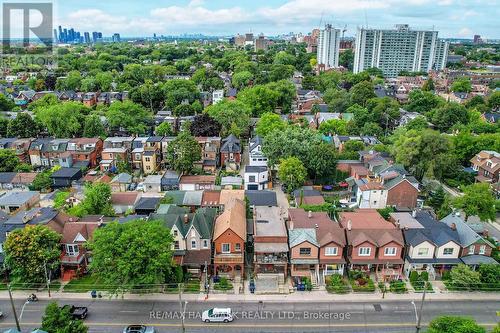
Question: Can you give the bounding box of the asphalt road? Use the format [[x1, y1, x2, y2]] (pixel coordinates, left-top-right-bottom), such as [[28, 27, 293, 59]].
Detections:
[[0, 298, 498, 333]]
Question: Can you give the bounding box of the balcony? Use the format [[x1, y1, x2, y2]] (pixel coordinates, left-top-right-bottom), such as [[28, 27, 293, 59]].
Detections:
[[60, 252, 85, 264], [255, 254, 288, 264], [214, 253, 244, 264]]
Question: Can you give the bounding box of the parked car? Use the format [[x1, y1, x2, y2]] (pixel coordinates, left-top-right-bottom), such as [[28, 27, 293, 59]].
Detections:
[[128, 182, 137, 191], [61, 305, 88, 319], [136, 182, 145, 192], [123, 325, 155, 333], [202, 308, 233, 323]]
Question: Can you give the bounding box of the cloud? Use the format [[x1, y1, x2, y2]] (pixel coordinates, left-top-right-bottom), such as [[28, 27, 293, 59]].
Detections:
[[150, 5, 250, 26], [59, 9, 128, 32], [457, 27, 472, 38]]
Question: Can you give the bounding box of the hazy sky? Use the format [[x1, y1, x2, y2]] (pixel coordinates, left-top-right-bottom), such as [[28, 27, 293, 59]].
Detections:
[[50, 0, 499, 39]]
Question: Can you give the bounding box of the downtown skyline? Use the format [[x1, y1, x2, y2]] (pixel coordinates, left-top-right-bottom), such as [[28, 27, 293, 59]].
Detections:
[[51, 0, 499, 39]]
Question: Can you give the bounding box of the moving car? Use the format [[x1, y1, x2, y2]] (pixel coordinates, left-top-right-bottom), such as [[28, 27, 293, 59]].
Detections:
[[62, 305, 88, 320], [202, 308, 234, 323], [122, 325, 156, 333]]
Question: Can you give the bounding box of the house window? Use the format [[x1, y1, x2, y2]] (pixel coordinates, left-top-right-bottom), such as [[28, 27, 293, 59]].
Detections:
[[174, 241, 180, 250], [479, 245, 486, 255], [384, 247, 397, 256], [249, 176, 255, 182], [443, 248, 454, 255], [325, 247, 338, 256], [417, 248, 429, 256], [135, 153, 141, 160], [146, 166, 151, 170], [299, 248, 311, 256], [173, 230, 178, 237], [203, 240, 209, 248], [358, 247, 371, 256], [191, 239, 197, 249], [222, 243, 230, 253], [468, 245, 475, 255], [145, 157, 151, 162], [65, 244, 79, 256], [235, 243, 241, 251], [229, 153, 234, 160]]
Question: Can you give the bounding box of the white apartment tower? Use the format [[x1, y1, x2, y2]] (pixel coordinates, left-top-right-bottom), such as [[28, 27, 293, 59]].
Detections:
[[353, 24, 449, 77], [317, 24, 341, 69]]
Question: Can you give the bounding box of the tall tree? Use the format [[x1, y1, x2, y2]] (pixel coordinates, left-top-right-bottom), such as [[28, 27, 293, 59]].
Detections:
[[106, 101, 152, 135], [41, 302, 88, 333], [83, 114, 106, 138], [255, 112, 286, 137], [79, 182, 115, 217], [155, 122, 175, 137], [88, 220, 174, 292], [453, 183, 497, 221], [278, 157, 307, 193], [429, 102, 468, 132], [4, 225, 61, 283], [0, 149, 21, 172], [451, 77, 472, 93], [427, 316, 485, 333], [36, 102, 89, 138], [237, 85, 280, 116], [306, 142, 338, 181], [205, 99, 250, 137], [7, 113, 41, 138], [166, 131, 201, 174], [163, 79, 200, 110], [0, 93, 15, 111], [189, 114, 221, 137], [349, 81, 376, 107]]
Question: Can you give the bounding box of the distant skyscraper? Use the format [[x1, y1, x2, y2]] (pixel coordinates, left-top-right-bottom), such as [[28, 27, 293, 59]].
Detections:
[[473, 34, 482, 44], [317, 24, 341, 69], [353, 24, 449, 77], [53, 29, 58, 43], [112, 33, 121, 42], [255, 35, 269, 51], [84, 32, 90, 44]]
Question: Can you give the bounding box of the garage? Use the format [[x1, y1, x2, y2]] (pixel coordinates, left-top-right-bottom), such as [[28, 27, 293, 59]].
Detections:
[[247, 184, 259, 190]]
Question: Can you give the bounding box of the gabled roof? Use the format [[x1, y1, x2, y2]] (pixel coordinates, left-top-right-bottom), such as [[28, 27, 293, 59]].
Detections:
[[441, 213, 495, 248], [213, 199, 246, 241], [61, 222, 99, 244], [220, 134, 241, 153], [249, 136, 263, 152], [414, 211, 461, 247], [289, 228, 319, 248]]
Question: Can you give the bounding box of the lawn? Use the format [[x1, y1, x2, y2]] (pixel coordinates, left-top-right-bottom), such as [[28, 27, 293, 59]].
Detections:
[[63, 274, 115, 293]]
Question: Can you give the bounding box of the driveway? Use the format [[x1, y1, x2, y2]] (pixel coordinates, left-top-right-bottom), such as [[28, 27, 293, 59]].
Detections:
[[273, 182, 290, 219]]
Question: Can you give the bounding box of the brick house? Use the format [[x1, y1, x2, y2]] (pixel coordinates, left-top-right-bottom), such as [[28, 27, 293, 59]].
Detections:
[[384, 175, 420, 209], [67, 138, 103, 168], [195, 137, 221, 174], [470, 150, 499, 185], [220, 135, 241, 171], [339, 210, 405, 281], [213, 199, 246, 279]]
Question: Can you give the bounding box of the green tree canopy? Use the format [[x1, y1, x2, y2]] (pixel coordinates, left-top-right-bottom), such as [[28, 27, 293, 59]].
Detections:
[[36, 102, 89, 137], [7, 112, 41, 138], [426, 316, 486, 333], [88, 220, 174, 292], [106, 100, 152, 135], [429, 102, 468, 132], [166, 131, 202, 174], [452, 183, 497, 221], [41, 302, 88, 333], [350, 81, 376, 107], [4, 225, 61, 283], [451, 77, 472, 93], [319, 119, 348, 135], [163, 79, 200, 110], [205, 99, 250, 137], [231, 71, 254, 90], [83, 114, 106, 138], [255, 112, 286, 137], [0, 93, 15, 111], [0, 149, 21, 172], [155, 121, 174, 136], [237, 85, 280, 117], [406, 90, 445, 114], [278, 157, 307, 193]]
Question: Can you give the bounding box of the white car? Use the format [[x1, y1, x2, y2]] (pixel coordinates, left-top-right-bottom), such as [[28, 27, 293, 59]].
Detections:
[[136, 182, 145, 192], [202, 308, 233, 323]]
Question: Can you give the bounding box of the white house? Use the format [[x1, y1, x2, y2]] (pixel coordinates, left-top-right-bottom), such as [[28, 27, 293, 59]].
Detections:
[[212, 89, 224, 104], [244, 166, 269, 191], [248, 136, 268, 167], [355, 179, 388, 209]]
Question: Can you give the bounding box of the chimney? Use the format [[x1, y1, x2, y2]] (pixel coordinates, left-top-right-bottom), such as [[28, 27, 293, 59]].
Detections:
[[289, 219, 294, 230], [184, 214, 189, 224], [308, 210, 312, 218], [347, 220, 352, 231], [412, 210, 416, 218], [450, 223, 457, 231], [315, 224, 319, 229]]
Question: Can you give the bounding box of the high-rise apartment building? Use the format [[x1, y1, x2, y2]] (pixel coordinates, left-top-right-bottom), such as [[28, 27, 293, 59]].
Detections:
[[353, 24, 449, 77], [317, 24, 341, 69]]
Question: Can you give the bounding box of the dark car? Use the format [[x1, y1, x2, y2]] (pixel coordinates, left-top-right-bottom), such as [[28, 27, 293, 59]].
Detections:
[[123, 325, 156, 333], [62, 305, 88, 320]]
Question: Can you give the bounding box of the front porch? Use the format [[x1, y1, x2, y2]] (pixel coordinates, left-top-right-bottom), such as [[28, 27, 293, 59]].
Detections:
[[348, 260, 404, 282]]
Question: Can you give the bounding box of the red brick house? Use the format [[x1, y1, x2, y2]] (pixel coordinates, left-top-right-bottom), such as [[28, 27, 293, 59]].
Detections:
[[60, 221, 100, 281], [339, 210, 405, 281], [470, 150, 499, 185], [67, 138, 103, 168], [220, 135, 241, 171], [213, 199, 246, 279], [384, 175, 420, 209]]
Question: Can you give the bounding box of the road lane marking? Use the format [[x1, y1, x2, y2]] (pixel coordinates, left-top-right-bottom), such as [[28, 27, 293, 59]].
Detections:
[[394, 310, 411, 313], [119, 310, 139, 313]]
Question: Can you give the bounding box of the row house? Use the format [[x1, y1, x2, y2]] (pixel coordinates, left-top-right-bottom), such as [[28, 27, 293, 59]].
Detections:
[[100, 137, 134, 172], [253, 206, 289, 284], [195, 137, 221, 174], [213, 198, 246, 279], [60, 221, 100, 281], [288, 209, 346, 286], [150, 206, 217, 275], [67, 138, 103, 168], [131, 137, 163, 174], [470, 150, 499, 186], [0, 138, 31, 163], [29, 138, 73, 168], [339, 210, 405, 281], [393, 211, 463, 280], [220, 135, 241, 171], [248, 136, 268, 167]]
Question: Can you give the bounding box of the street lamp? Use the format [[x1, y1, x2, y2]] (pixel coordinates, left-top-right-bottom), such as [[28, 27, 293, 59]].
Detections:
[[411, 301, 418, 325], [19, 299, 31, 320]]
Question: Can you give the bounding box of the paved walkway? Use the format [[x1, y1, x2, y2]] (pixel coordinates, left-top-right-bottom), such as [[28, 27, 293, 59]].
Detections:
[[2, 289, 499, 302]]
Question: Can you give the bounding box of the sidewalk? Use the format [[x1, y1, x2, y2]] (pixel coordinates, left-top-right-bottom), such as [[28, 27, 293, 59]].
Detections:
[[2, 289, 499, 303]]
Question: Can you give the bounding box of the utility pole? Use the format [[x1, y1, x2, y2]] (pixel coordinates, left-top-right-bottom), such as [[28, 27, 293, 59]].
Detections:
[[44, 260, 51, 297], [8, 285, 21, 331], [179, 283, 186, 333], [415, 287, 427, 333]]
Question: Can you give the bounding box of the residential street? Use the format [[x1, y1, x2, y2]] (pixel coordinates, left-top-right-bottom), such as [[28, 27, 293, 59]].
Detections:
[[0, 298, 497, 332]]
